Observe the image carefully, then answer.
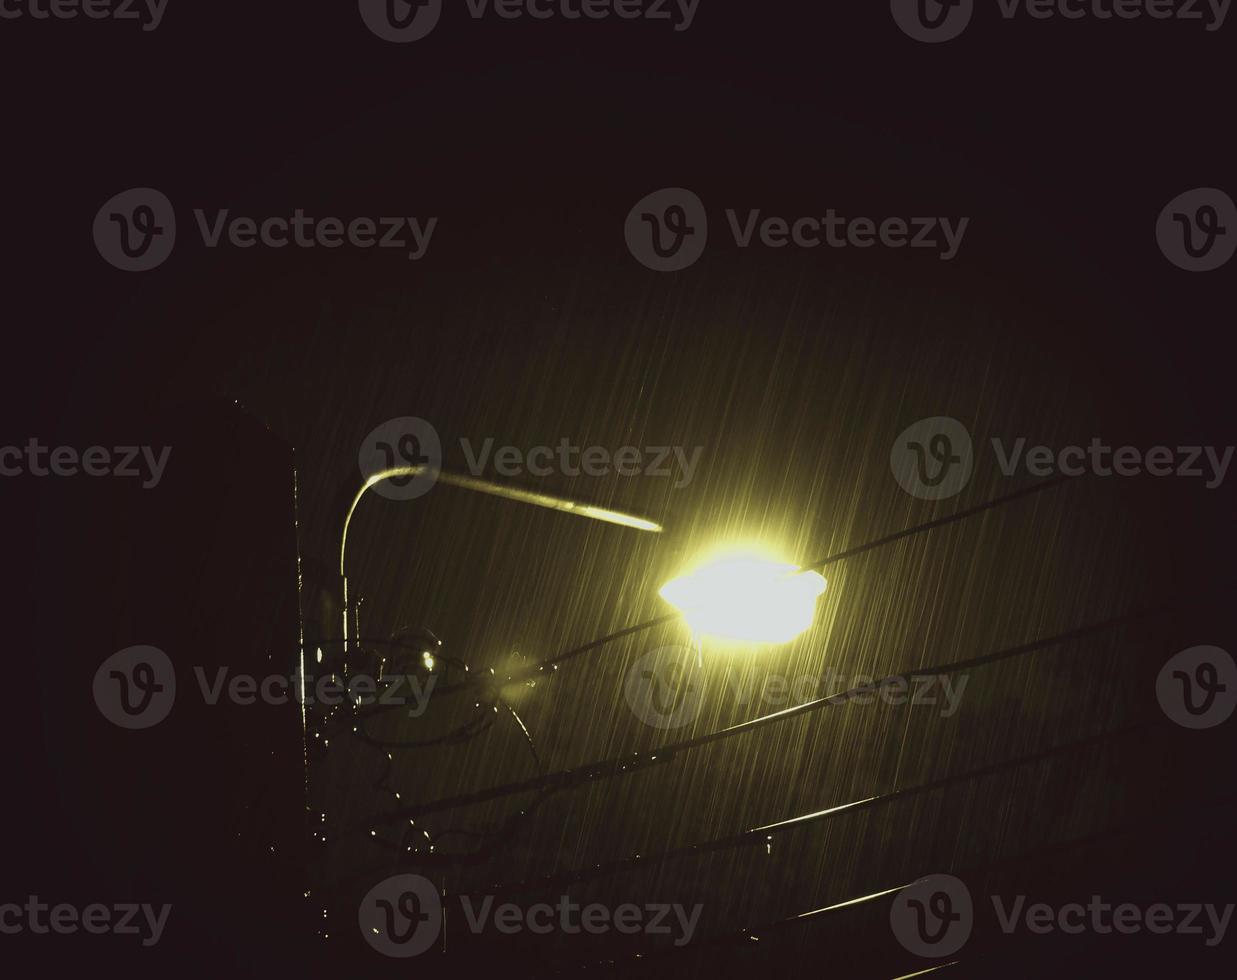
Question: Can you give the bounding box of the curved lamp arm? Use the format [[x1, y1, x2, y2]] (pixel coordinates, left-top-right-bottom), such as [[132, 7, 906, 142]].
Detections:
[[336, 465, 663, 651]]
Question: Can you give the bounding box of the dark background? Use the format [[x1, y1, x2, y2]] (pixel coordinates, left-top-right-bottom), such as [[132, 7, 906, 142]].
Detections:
[[3, 2, 1234, 977]]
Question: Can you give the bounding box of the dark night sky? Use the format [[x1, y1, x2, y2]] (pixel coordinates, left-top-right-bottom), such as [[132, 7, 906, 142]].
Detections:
[[4, 2, 1235, 977]]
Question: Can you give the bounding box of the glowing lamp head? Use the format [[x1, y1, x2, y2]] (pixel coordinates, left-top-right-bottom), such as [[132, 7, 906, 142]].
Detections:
[[659, 548, 827, 645]]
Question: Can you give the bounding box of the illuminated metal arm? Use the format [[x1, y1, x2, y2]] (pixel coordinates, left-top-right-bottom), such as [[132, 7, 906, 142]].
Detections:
[[336, 465, 663, 651]]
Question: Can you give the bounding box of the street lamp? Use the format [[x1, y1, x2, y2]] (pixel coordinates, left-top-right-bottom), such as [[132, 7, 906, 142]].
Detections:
[[337, 465, 663, 652], [659, 545, 827, 645]]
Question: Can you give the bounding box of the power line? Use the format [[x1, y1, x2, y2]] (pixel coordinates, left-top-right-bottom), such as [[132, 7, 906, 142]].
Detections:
[[499, 475, 1076, 687], [468, 718, 1162, 897], [567, 791, 1237, 971], [371, 603, 1158, 827]]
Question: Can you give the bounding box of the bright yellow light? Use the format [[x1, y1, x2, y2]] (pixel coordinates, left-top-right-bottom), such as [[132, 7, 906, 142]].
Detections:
[[658, 546, 827, 645]]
